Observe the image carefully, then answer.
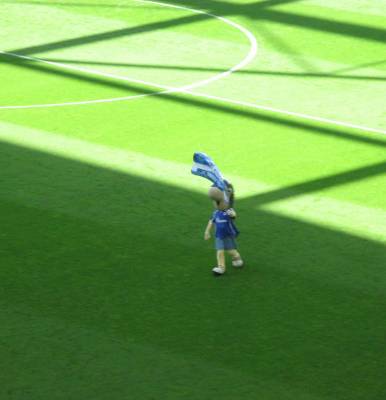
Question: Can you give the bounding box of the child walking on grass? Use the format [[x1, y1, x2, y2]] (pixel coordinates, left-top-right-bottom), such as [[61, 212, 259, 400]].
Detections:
[[204, 191, 244, 276]]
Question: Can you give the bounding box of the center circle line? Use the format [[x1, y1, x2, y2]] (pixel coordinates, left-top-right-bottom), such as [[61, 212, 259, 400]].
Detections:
[[0, 0, 258, 109]]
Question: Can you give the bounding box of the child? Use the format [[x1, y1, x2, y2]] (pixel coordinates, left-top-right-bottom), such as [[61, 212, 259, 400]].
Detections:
[[204, 196, 244, 276]]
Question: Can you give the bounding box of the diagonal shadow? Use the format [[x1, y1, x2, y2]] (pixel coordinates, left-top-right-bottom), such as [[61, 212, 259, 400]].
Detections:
[[0, 53, 152, 94], [10, 13, 210, 56], [2, 52, 386, 151], [1, 139, 385, 400], [2, 0, 142, 7], [249, 0, 305, 8], [257, 8, 386, 44], [4, 0, 304, 8], [7, 0, 386, 62], [13, 0, 304, 8], [169, 0, 386, 44], [42, 58, 386, 82], [242, 161, 386, 207], [253, 19, 318, 72], [332, 59, 386, 75]]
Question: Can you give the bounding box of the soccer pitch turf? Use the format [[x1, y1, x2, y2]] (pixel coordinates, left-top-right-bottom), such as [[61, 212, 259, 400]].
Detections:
[[1, 1, 385, 399]]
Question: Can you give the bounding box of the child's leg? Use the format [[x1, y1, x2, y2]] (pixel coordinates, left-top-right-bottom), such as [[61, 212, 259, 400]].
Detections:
[[227, 249, 243, 267], [227, 249, 241, 260], [216, 250, 226, 270]]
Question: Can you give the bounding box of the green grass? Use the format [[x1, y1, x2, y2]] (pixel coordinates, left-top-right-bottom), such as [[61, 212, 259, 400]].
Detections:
[[2, 142, 385, 400], [1, 1, 386, 399]]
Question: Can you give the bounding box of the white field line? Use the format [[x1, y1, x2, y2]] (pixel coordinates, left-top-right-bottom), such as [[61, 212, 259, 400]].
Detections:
[[1, 120, 385, 243], [0, 50, 171, 99], [0, 2, 385, 136], [188, 92, 386, 135], [0, 0, 257, 106], [1, 50, 386, 137], [135, 0, 258, 92]]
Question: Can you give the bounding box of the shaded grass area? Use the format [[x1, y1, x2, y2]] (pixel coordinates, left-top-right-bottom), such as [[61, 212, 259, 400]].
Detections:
[[2, 52, 385, 151], [164, 0, 386, 44], [41, 58, 386, 82], [245, 160, 386, 206], [1, 1, 385, 398], [11, 13, 209, 57], [1, 141, 385, 400], [6, 0, 386, 45]]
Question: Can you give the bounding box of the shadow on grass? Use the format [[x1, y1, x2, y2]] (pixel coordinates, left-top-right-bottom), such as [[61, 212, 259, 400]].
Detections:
[[1, 139, 385, 400], [332, 59, 386, 74], [42, 58, 386, 82], [2, 52, 386, 150], [6, 0, 386, 62], [2, 0, 144, 7], [169, 0, 386, 44], [244, 160, 386, 206], [10, 13, 209, 56]]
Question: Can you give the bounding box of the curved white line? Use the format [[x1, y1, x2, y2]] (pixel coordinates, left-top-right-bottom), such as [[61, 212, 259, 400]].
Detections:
[[2, 52, 385, 136], [0, 0, 257, 108], [0, 1, 384, 136], [138, 0, 258, 92]]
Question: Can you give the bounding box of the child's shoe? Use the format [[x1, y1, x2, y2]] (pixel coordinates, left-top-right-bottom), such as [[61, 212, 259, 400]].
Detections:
[[232, 259, 244, 268], [212, 266, 225, 276]]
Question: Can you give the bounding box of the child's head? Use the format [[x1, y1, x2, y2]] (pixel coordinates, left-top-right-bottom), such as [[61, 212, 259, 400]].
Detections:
[[209, 181, 235, 210]]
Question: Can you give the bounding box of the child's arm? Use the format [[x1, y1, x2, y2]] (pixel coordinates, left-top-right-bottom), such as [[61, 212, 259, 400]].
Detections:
[[226, 208, 237, 218], [204, 220, 213, 240]]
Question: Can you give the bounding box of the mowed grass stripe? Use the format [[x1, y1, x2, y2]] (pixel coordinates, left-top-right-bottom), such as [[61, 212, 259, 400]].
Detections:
[[1, 120, 385, 243], [1, 308, 325, 400], [1, 144, 385, 400], [1, 2, 386, 400]]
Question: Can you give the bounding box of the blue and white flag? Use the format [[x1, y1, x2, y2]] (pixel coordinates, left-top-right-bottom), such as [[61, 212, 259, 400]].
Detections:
[[191, 152, 229, 202]]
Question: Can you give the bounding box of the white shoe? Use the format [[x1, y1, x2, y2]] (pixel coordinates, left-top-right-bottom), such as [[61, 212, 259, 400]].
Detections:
[[212, 266, 225, 275], [232, 259, 244, 268]]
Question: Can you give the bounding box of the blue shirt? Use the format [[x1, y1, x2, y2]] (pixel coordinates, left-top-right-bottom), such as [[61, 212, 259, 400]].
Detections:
[[211, 210, 239, 239]]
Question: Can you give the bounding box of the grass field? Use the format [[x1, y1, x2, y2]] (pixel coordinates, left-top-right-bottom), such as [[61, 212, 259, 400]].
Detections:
[[1, 1, 386, 399]]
